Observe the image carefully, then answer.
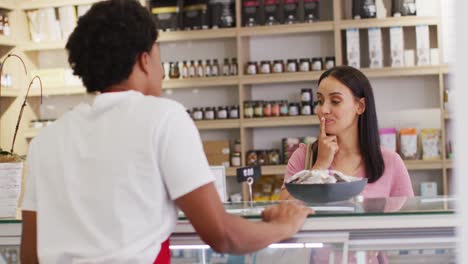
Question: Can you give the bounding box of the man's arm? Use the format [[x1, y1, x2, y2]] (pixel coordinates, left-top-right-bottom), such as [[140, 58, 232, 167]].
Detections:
[[21, 210, 39, 264], [176, 183, 313, 255]]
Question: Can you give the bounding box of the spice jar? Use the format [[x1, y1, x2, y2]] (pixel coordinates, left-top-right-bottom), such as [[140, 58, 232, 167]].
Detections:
[[301, 88, 313, 104], [246, 61, 258, 75], [234, 139, 241, 153], [260, 61, 272, 74], [288, 103, 299, 116], [181, 61, 189, 79], [301, 103, 312, 115], [230, 58, 238, 75], [231, 152, 241, 167], [243, 0, 260, 27], [205, 60, 212, 77], [280, 100, 289, 116], [204, 107, 215, 120], [189, 60, 196, 78], [325, 56, 335, 70], [222, 58, 230, 76], [258, 150, 268, 165], [264, 0, 280, 26], [246, 150, 258, 165], [197, 60, 205, 77], [169, 62, 180, 79], [263, 101, 272, 117], [286, 59, 298, 72], [267, 149, 280, 165], [212, 59, 220, 76], [216, 106, 228, 119], [311, 57, 323, 71], [272, 60, 284, 73], [229, 105, 239, 119], [192, 107, 203, 120], [254, 101, 263, 117], [299, 58, 311, 72], [283, 0, 299, 24], [244, 101, 254, 118], [271, 101, 280, 116]]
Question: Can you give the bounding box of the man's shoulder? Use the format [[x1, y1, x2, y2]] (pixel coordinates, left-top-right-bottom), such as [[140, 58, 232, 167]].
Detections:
[[133, 95, 186, 113]]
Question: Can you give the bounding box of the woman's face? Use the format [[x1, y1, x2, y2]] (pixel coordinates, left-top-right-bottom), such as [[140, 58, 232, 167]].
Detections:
[[316, 76, 365, 136]]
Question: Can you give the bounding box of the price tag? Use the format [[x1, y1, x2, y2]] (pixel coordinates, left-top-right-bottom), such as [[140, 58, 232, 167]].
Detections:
[[236, 165, 261, 183]]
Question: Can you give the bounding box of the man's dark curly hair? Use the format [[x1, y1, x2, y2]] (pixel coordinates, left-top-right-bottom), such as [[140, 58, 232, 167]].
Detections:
[[66, 0, 158, 93]]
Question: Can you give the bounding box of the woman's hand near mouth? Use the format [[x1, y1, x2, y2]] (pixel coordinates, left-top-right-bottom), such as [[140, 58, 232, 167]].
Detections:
[[312, 116, 339, 170]]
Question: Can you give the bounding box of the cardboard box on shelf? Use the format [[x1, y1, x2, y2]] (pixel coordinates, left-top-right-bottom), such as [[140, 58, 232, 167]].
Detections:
[[368, 27, 383, 68], [346, 28, 360, 68], [203, 140, 230, 155], [390, 26, 405, 67], [206, 154, 230, 168]]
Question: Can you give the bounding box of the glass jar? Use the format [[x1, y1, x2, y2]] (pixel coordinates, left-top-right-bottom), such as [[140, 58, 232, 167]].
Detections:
[[229, 105, 239, 119], [231, 152, 241, 167], [271, 101, 280, 116], [204, 107, 215, 120], [234, 139, 241, 153], [254, 101, 263, 117], [222, 58, 230, 76], [267, 149, 280, 165], [230, 58, 238, 75], [246, 150, 258, 165], [283, 0, 299, 24], [311, 57, 323, 71], [181, 61, 189, 79], [260, 61, 272, 74], [286, 59, 298, 72], [272, 60, 284, 73], [243, 0, 260, 27], [299, 58, 311, 72], [189, 60, 196, 78], [197, 60, 205, 77], [263, 101, 272, 117], [212, 59, 220, 76], [246, 61, 258, 75], [301, 103, 312, 115], [264, 0, 279, 26], [216, 106, 228, 119], [244, 101, 254, 118], [301, 88, 313, 104], [205, 60, 212, 77], [288, 103, 299, 116], [280, 100, 289, 116], [192, 107, 203, 120], [169, 62, 180, 79], [258, 150, 268, 165], [325, 56, 336, 70]]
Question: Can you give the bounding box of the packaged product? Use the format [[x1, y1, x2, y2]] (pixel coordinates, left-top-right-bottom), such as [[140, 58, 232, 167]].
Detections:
[[420, 129, 441, 160], [379, 128, 397, 152], [399, 128, 418, 159]]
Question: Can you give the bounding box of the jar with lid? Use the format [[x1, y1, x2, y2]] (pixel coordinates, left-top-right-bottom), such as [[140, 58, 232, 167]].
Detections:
[[263, 101, 272, 117], [286, 59, 298, 72], [204, 107, 215, 120], [272, 60, 284, 73], [271, 101, 280, 116], [300, 103, 312, 115], [311, 57, 323, 71], [216, 106, 228, 119], [280, 100, 289, 116], [181, 61, 189, 79], [242, 0, 260, 27], [169, 62, 180, 79], [205, 60, 212, 77], [283, 0, 299, 24], [288, 103, 299, 116], [301, 88, 313, 104], [192, 107, 203, 120], [231, 152, 241, 167], [304, 0, 320, 23], [246, 150, 258, 165], [325, 56, 335, 70], [197, 60, 205, 77], [229, 105, 239, 119], [244, 101, 254, 118], [234, 139, 241, 153], [222, 58, 230, 76], [230, 58, 238, 75], [267, 149, 280, 165], [212, 59, 220, 76], [189, 60, 196, 77], [299, 58, 311, 72], [259, 61, 271, 74], [246, 61, 258, 75], [258, 150, 268, 165], [254, 101, 263, 117], [263, 0, 280, 26]]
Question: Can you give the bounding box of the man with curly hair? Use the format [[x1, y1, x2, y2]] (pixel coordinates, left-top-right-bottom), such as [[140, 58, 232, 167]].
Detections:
[[20, 0, 312, 263]]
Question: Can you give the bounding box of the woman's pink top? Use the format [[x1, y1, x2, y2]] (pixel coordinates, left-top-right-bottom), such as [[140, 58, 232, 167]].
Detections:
[[284, 144, 414, 198]]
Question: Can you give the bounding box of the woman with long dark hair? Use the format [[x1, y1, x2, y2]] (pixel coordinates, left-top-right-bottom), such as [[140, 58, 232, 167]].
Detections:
[[280, 66, 414, 199]]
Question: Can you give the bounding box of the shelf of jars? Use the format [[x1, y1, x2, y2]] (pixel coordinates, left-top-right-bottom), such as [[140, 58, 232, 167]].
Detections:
[[360, 66, 443, 78], [195, 119, 240, 130], [158, 28, 237, 42], [0, 35, 15, 46], [338, 16, 440, 30], [240, 70, 324, 85], [238, 21, 334, 37], [19, 0, 102, 10], [242, 115, 319, 128], [162, 76, 238, 89]]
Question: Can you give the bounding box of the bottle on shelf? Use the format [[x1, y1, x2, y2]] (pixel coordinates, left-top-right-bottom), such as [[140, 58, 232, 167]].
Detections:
[[212, 59, 220, 77], [189, 60, 196, 78], [230, 58, 238, 76], [222, 58, 230, 76]]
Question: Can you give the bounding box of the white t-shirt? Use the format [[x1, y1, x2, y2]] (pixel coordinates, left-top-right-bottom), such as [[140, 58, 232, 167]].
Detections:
[[22, 91, 214, 263]]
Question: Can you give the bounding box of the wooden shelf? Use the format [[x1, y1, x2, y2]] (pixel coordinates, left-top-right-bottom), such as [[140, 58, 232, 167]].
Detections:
[[0, 35, 16, 46], [0, 0, 16, 10], [195, 119, 240, 130], [24, 128, 41, 139], [360, 66, 442, 78], [1, 86, 86, 97], [444, 111, 452, 120], [338, 16, 439, 30], [158, 28, 237, 42], [19, 40, 66, 51], [446, 160, 453, 169], [19, 0, 102, 10], [163, 76, 238, 89], [238, 21, 334, 37], [0, 88, 21, 97], [243, 116, 319, 128], [241, 71, 324, 85]]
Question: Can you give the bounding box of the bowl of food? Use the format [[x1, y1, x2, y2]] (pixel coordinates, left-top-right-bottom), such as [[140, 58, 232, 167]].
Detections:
[[285, 170, 367, 203]]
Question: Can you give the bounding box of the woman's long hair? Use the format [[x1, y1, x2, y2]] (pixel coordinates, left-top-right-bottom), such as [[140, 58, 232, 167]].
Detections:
[[312, 66, 384, 183]]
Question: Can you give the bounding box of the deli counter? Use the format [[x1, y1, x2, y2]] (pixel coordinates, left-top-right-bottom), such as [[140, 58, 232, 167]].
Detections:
[[0, 196, 457, 263]]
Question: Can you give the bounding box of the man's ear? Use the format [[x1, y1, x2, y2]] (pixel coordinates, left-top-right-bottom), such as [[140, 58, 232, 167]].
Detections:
[[357, 97, 366, 115], [137, 52, 150, 75]]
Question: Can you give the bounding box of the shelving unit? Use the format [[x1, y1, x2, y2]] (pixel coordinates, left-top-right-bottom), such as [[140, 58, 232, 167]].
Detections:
[[0, 86, 86, 97], [0, 0, 454, 198], [0, 35, 16, 46]]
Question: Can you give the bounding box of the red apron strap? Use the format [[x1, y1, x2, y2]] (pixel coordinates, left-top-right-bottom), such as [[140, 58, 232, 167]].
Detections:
[[154, 238, 170, 264]]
